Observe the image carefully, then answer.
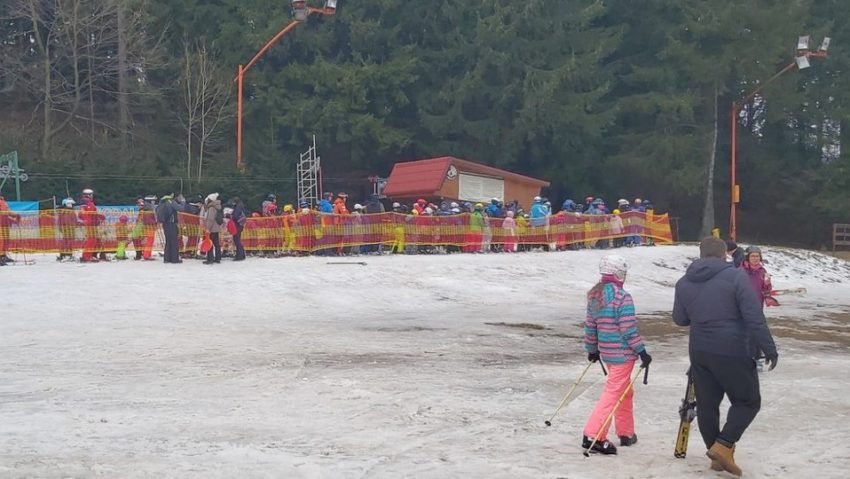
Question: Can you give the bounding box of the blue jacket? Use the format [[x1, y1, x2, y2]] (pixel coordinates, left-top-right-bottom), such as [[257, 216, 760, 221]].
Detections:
[[319, 199, 333, 214], [529, 203, 548, 227], [486, 203, 502, 217], [673, 258, 776, 358]]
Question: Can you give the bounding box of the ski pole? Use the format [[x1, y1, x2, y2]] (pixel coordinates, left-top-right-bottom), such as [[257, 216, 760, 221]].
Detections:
[[544, 360, 595, 427], [583, 365, 645, 457], [599, 360, 608, 376]]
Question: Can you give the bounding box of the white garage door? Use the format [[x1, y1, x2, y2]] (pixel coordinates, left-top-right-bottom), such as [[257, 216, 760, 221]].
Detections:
[[458, 173, 505, 203]]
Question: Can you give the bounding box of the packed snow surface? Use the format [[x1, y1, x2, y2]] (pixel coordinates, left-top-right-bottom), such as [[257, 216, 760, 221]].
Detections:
[[2, 245, 850, 478]]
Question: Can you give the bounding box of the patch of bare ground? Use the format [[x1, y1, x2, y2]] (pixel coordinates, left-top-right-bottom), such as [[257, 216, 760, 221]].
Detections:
[[639, 312, 850, 348], [830, 251, 850, 261]]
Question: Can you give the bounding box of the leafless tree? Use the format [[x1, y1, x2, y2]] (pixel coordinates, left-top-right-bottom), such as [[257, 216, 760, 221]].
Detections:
[[1, 0, 164, 160], [178, 40, 232, 182]]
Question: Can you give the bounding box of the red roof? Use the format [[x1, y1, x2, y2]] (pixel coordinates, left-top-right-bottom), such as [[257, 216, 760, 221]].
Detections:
[[382, 157, 452, 196], [383, 156, 550, 197]]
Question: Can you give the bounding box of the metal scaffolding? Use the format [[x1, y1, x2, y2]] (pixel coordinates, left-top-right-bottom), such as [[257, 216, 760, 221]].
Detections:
[[296, 135, 321, 207]]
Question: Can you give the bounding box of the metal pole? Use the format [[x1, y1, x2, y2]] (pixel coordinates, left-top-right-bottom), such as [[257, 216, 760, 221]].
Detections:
[[13, 152, 21, 201], [237, 64, 244, 171], [730, 102, 737, 242]]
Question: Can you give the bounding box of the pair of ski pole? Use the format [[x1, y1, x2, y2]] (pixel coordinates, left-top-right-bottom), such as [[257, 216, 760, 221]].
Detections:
[[544, 360, 608, 427]]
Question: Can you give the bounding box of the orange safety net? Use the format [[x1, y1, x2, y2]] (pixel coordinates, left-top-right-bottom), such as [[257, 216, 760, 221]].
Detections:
[[0, 209, 673, 255]]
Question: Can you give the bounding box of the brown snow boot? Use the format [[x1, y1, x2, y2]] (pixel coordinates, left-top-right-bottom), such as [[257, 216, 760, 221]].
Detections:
[[707, 442, 741, 476], [710, 443, 735, 471]]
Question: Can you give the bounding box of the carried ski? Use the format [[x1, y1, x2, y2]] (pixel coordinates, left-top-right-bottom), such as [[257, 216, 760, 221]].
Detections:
[[769, 287, 807, 296], [674, 367, 697, 458]]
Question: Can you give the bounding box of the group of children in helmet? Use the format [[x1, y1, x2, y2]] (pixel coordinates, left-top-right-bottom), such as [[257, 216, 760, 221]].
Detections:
[[33, 188, 661, 261], [51, 188, 251, 264]]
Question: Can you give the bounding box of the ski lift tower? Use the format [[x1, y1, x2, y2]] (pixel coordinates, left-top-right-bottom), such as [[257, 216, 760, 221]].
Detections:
[[297, 135, 322, 207]]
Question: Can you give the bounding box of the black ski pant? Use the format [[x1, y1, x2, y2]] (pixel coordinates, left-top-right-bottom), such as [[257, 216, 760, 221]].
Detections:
[[162, 223, 180, 263], [206, 232, 222, 263], [233, 226, 245, 260], [690, 349, 761, 448]]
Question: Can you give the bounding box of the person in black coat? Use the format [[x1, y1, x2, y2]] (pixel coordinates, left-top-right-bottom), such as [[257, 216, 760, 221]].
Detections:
[[156, 194, 181, 263], [725, 240, 745, 268], [672, 237, 777, 476], [229, 197, 247, 261]]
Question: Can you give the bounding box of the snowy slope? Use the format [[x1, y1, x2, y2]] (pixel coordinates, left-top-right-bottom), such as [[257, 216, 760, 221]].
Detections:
[[1, 245, 849, 478]]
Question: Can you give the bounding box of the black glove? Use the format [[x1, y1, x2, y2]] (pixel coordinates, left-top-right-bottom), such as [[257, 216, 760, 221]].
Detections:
[[638, 350, 652, 368], [764, 352, 778, 371], [587, 351, 600, 363]]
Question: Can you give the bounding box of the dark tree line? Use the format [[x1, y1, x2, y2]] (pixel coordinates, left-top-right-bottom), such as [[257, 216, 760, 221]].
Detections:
[[1, 0, 847, 246]]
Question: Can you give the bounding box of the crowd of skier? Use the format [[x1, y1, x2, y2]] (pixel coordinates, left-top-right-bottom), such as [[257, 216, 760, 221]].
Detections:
[[0, 188, 668, 265]]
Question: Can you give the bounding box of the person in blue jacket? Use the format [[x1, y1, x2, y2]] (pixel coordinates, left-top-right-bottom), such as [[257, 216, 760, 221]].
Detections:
[[486, 198, 503, 218], [530, 196, 548, 227], [319, 192, 334, 214]]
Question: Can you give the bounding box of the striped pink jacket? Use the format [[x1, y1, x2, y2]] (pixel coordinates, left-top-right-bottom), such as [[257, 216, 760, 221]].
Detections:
[[584, 283, 646, 364]]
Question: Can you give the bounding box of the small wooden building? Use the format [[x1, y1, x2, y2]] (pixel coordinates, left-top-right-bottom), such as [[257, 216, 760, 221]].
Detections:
[[382, 156, 550, 210]]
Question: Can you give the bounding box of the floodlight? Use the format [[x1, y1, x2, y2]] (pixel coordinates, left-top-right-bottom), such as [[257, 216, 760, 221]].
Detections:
[[325, 0, 338, 10], [797, 35, 811, 51], [819, 37, 831, 52], [291, 0, 308, 21], [795, 55, 811, 70]]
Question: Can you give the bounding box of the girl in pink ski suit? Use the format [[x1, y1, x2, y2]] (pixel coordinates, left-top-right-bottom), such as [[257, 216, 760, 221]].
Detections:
[[582, 255, 651, 454]]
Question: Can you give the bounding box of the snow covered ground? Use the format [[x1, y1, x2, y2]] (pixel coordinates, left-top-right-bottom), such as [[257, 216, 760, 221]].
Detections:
[[2, 245, 850, 478]]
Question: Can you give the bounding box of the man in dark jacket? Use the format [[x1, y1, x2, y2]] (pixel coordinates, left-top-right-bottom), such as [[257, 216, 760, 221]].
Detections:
[[229, 197, 247, 261], [672, 236, 778, 477], [725, 240, 745, 268], [156, 194, 181, 264]]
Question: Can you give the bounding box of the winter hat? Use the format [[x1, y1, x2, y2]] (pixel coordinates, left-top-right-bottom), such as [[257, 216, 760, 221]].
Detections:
[[613, 209, 621, 215], [599, 255, 629, 282], [206, 193, 219, 203], [745, 245, 762, 261], [725, 240, 738, 252], [354, 203, 363, 210], [506, 210, 515, 218]]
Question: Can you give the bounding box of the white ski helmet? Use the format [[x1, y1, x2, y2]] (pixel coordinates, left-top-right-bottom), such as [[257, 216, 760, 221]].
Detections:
[[62, 197, 76, 208], [599, 255, 629, 282], [81, 188, 94, 198]]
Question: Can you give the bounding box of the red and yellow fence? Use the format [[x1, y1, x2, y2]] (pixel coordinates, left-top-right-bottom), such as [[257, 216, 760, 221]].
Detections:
[[0, 210, 672, 255]]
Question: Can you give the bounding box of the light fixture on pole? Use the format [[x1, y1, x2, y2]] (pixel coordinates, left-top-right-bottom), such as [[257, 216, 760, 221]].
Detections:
[[236, 1, 338, 172], [292, 0, 309, 21], [729, 34, 830, 242]]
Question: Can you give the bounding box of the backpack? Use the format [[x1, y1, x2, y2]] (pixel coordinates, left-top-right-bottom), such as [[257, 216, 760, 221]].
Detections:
[[215, 207, 224, 225]]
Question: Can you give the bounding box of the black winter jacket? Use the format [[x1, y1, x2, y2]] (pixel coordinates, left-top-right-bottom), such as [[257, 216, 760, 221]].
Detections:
[[673, 258, 777, 358]]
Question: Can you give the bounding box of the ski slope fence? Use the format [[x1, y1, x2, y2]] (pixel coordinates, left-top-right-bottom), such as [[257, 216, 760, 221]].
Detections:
[[0, 209, 673, 255]]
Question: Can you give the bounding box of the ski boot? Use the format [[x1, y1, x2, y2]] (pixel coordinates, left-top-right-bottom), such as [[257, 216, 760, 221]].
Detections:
[[582, 435, 617, 455]]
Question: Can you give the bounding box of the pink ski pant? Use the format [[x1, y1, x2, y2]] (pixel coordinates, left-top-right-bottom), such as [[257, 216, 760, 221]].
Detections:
[[584, 360, 636, 440]]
